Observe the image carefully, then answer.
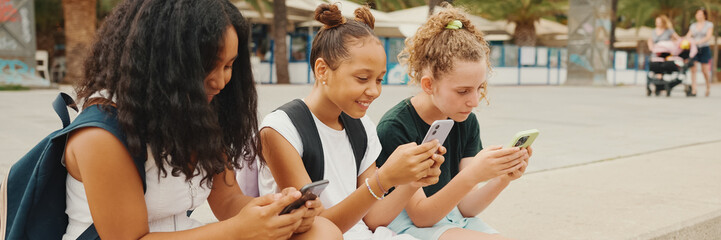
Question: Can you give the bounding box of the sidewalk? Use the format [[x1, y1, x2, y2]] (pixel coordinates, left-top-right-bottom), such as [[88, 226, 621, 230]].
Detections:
[[479, 141, 721, 240]]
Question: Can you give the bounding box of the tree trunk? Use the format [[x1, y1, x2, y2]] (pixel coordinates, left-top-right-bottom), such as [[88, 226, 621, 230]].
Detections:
[[273, 0, 290, 84], [609, 0, 617, 53], [62, 0, 96, 84], [681, 9, 689, 36], [714, 14, 719, 83], [513, 20, 536, 46], [428, 0, 441, 17]]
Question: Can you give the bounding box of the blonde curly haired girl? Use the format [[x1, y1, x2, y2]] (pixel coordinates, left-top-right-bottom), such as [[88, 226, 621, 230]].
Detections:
[[376, 4, 532, 240]]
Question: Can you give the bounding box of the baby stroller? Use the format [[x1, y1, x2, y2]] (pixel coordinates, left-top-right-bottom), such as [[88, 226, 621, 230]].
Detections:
[[646, 40, 697, 97]]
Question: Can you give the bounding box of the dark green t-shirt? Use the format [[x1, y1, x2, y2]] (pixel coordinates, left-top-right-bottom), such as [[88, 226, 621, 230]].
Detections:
[[376, 98, 482, 197]]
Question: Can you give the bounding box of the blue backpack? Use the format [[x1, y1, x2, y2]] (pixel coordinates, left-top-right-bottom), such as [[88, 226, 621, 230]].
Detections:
[[1, 93, 146, 240]]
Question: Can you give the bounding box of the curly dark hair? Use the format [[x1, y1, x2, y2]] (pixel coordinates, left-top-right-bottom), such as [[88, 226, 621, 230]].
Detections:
[[76, 0, 260, 186]]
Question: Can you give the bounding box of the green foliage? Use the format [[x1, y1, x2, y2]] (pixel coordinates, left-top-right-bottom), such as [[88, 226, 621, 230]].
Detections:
[[35, 0, 122, 30], [617, 0, 699, 28], [616, 0, 721, 34], [35, 0, 64, 30], [0, 84, 30, 91], [348, 0, 425, 11], [455, 0, 567, 23], [98, 0, 123, 19], [241, 0, 272, 17]]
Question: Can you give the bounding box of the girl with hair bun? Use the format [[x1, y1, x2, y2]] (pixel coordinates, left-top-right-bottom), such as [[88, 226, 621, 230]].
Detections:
[[258, 3, 444, 240], [375, 4, 532, 240]]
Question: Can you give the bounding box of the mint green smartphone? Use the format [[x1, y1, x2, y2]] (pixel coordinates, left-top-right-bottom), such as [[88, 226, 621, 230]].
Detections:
[[507, 129, 539, 148]]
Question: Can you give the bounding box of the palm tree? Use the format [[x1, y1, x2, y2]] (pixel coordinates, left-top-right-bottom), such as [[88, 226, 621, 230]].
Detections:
[[234, 0, 290, 84], [272, 0, 290, 84], [456, 0, 566, 46], [609, 0, 618, 52], [62, 0, 96, 84]]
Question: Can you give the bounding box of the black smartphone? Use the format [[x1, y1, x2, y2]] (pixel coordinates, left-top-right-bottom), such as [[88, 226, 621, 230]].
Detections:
[[279, 179, 329, 215]]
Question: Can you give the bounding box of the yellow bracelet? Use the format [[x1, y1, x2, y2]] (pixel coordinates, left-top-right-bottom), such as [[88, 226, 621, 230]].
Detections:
[[365, 178, 383, 200]]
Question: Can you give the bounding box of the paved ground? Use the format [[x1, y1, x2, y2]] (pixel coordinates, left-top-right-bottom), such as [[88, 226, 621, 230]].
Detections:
[[1, 83, 719, 239]]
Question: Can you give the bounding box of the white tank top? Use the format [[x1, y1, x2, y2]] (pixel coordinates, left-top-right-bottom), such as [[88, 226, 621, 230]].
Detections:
[[63, 153, 211, 239]]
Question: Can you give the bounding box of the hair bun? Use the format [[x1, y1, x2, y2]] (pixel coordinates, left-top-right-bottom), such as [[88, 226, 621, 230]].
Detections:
[[315, 3, 346, 29], [354, 6, 375, 29]]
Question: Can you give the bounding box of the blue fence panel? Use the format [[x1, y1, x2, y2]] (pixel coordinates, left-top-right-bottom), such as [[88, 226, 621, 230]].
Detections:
[[257, 32, 651, 86]]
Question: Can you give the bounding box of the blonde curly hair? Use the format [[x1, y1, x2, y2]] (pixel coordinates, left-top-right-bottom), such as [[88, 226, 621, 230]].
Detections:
[[398, 3, 491, 101]]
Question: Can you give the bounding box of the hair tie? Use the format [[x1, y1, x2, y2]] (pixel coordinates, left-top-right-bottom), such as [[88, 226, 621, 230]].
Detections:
[[324, 17, 347, 29], [445, 20, 463, 30]]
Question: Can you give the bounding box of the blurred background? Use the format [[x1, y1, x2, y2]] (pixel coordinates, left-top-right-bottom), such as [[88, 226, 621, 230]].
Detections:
[[2, 0, 721, 87]]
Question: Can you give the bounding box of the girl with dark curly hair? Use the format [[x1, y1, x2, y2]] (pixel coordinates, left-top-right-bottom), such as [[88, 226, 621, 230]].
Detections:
[[63, 0, 340, 239]]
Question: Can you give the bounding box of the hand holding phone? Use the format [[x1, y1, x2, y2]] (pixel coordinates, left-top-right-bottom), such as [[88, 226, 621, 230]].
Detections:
[[507, 129, 539, 148], [279, 179, 329, 215]]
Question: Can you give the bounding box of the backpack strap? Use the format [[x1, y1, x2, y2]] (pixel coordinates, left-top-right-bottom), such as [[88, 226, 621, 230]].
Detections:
[[276, 99, 368, 181], [56, 105, 148, 192], [76, 225, 99, 240], [52, 95, 147, 240], [276, 99, 325, 182], [339, 113, 367, 175], [52, 93, 78, 128]]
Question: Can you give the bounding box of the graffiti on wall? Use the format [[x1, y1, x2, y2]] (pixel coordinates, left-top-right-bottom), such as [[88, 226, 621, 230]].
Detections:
[[1, 57, 34, 84], [0, 35, 17, 50], [0, 0, 41, 86], [0, 0, 18, 23], [0, 0, 31, 52]]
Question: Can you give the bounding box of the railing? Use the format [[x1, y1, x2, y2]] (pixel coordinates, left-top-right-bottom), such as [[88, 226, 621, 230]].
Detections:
[[252, 36, 649, 86]]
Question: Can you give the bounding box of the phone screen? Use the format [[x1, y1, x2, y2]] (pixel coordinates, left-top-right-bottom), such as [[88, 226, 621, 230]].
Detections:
[[507, 129, 539, 148], [514, 136, 530, 147]]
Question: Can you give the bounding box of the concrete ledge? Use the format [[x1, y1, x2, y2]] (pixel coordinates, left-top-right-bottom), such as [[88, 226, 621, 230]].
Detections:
[[637, 209, 721, 240]]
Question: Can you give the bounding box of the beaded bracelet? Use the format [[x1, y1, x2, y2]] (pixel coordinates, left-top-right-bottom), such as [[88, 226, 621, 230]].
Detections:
[[375, 169, 387, 195], [365, 178, 384, 200]]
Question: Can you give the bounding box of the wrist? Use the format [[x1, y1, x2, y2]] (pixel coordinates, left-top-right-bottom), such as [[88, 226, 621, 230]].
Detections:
[[460, 166, 492, 184], [457, 170, 482, 189], [365, 178, 384, 200], [377, 167, 396, 190], [492, 176, 512, 186]]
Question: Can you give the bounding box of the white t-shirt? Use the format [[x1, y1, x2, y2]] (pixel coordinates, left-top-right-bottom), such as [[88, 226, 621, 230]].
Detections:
[[64, 153, 210, 239], [257, 107, 416, 240]]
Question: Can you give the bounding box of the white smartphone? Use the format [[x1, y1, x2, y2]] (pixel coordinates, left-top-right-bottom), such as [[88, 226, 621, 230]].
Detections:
[[507, 129, 539, 148], [421, 119, 454, 145]]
